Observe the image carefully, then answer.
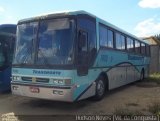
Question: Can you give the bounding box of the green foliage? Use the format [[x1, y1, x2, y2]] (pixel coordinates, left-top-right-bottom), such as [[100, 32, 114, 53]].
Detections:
[[144, 73, 160, 84], [148, 102, 160, 116], [154, 34, 160, 41]]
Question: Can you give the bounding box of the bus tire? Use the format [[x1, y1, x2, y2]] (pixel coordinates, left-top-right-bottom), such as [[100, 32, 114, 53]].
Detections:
[[93, 76, 106, 101], [140, 69, 145, 81]]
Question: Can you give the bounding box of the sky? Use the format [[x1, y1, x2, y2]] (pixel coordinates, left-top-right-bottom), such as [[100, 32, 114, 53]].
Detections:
[[0, 0, 160, 37]]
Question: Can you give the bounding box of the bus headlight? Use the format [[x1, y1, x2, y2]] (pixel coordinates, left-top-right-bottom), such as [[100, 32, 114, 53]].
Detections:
[[53, 79, 64, 84], [52, 79, 71, 85], [58, 80, 64, 84], [12, 76, 21, 81], [13, 76, 16, 80]]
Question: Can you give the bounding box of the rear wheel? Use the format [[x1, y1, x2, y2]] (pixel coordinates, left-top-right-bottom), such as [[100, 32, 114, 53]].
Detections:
[[94, 76, 106, 101]]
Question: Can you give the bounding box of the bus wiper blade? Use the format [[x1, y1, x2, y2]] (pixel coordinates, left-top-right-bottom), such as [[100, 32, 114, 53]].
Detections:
[[38, 49, 51, 67]]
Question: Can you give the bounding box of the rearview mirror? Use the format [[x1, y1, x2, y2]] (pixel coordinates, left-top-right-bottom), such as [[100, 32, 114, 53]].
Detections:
[[78, 30, 87, 48]]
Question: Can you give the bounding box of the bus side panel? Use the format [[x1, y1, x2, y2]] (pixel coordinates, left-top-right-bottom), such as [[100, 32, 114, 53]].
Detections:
[[107, 66, 126, 90], [127, 66, 137, 83], [134, 68, 140, 81], [0, 67, 11, 92], [92, 49, 149, 90], [107, 63, 140, 90], [0, 72, 2, 88], [73, 69, 101, 101]]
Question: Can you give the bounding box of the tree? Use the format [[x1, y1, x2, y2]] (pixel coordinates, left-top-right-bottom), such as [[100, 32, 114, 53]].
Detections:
[[155, 34, 160, 41]]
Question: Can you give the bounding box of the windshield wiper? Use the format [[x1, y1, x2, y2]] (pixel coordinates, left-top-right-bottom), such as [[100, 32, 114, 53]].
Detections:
[[38, 49, 52, 67]]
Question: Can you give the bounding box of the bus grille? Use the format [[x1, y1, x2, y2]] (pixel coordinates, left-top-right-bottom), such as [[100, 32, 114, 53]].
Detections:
[[21, 77, 49, 83]]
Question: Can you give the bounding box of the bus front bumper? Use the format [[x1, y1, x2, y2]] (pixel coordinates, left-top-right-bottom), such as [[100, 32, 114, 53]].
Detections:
[[11, 82, 75, 102]]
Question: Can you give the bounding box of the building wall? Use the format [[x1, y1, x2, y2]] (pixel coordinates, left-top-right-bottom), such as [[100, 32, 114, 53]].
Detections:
[[149, 45, 160, 74]]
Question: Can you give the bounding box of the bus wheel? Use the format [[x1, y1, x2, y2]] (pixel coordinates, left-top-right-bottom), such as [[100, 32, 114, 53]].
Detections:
[[140, 69, 145, 81], [94, 76, 106, 101]]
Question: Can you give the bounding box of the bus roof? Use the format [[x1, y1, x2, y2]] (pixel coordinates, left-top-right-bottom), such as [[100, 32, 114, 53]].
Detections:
[[0, 24, 16, 29], [0, 24, 17, 35], [18, 10, 148, 45]]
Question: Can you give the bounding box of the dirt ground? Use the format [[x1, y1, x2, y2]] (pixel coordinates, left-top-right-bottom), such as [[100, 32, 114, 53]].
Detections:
[[0, 81, 160, 120]]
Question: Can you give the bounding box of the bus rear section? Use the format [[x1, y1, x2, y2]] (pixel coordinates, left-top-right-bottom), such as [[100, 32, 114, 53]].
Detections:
[[0, 24, 16, 92]]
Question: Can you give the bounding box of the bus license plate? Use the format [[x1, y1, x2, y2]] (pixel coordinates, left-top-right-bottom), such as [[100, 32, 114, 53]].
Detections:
[[29, 87, 39, 93]]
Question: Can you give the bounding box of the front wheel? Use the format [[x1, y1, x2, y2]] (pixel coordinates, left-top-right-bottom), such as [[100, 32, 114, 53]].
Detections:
[[93, 76, 106, 101]]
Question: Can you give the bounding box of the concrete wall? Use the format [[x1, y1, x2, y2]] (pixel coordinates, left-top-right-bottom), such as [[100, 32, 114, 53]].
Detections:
[[149, 45, 160, 74]]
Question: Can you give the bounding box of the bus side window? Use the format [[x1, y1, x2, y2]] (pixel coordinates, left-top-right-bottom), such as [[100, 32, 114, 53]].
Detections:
[[115, 32, 125, 50], [135, 40, 141, 54], [127, 37, 134, 52], [0, 40, 9, 68], [0, 41, 5, 67], [99, 24, 114, 49]]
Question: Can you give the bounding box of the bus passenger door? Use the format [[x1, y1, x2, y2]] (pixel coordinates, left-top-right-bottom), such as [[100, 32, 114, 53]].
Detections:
[[77, 30, 89, 76], [76, 16, 97, 76]]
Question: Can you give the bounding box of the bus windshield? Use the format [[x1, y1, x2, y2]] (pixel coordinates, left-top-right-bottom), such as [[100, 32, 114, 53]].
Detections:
[[0, 34, 14, 70], [13, 18, 75, 65]]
